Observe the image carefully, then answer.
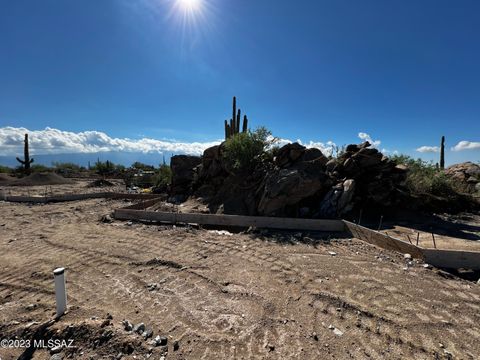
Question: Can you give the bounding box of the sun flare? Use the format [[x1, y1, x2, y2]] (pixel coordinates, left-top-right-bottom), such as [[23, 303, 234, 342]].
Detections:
[[177, 0, 201, 11]]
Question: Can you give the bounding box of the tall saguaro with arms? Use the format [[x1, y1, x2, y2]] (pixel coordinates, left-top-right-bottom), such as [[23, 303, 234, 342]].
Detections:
[[16, 133, 34, 175]]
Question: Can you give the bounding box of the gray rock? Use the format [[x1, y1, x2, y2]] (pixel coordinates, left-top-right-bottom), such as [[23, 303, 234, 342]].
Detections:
[[171, 155, 202, 195], [258, 167, 328, 215], [101, 214, 113, 223], [133, 322, 145, 334], [153, 335, 168, 346], [122, 320, 133, 332], [143, 327, 153, 339], [333, 328, 344, 336], [50, 345, 62, 354], [337, 179, 355, 214]]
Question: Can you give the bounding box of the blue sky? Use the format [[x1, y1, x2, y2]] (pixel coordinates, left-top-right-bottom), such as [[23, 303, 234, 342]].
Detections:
[[0, 0, 479, 165]]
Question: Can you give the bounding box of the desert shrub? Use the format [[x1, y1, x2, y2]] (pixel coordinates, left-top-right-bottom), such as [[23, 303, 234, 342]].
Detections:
[[153, 164, 172, 188], [0, 165, 12, 173], [391, 155, 456, 197], [131, 162, 154, 171], [53, 162, 84, 174], [30, 164, 52, 173], [92, 160, 116, 177], [222, 127, 275, 174]]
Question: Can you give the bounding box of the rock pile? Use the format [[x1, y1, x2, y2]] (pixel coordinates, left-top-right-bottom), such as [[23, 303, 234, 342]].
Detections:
[[170, 155, 202, 196], [444, 162, 480, 193], [170, 141, 409, 218]]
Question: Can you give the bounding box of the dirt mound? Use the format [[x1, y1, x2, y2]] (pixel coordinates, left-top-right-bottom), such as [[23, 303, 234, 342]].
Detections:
[[8, 172, 73, 186], [87, 179, 114, 188], [0, 173, 15, 183]]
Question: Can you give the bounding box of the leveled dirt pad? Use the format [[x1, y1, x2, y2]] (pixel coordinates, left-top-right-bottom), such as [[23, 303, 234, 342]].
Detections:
[[1, 199, 479, 359]]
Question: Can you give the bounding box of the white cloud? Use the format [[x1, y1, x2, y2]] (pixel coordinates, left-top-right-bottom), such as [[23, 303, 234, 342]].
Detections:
[[416, 146, 440, 153], [358, 132, 381, 147], [0, 127, 391, 159], [0, 127, 221, 156], [451, 141, 480, 152]]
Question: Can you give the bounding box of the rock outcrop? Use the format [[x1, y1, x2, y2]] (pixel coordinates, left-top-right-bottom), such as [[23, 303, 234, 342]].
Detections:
[[170, 155, 202, 195], [445, 162, 480, 193], [167, 140, 411, 218]]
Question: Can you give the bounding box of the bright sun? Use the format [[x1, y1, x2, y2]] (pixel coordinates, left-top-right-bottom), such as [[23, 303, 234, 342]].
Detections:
[[177, 0, 201, 11]]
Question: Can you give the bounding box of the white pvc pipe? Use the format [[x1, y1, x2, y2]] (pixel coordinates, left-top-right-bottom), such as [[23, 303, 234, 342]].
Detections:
[[53, 267, 67, 317]]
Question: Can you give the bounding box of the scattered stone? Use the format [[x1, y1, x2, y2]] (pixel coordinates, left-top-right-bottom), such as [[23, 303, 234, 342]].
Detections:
[[100, 214, 113, 223], [333, 328, 344, 337], [50, 345, 63, 354], [152, 335, 168, 346], [143, 328, 153, 339], [50, 354, 63, 360], [132, 322, 145, 334], [328, 251, 337, 256], [404, 253, 412, 260], [106, 313, 113, 320], [477, 278, 480, 285], [146, 283, 158, 291], [25, 321, 39, 329], [122, 320, 133, 332], [328, 325, 335, 330], [100, 319, 111, 328], [423, 264, 432, 269], [173, 340, 180, 351], [312, 332, 319, 341]]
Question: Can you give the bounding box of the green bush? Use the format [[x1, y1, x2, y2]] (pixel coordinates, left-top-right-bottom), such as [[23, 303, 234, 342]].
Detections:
[[391, 154, 456, 197], [222, 126, 275, 174], [53, 162, 84, 174], [131, 162, 154, 171], [92, 160, 116, 177], [30, 164, 52, 173], [153, 164, 172, 188], [0, 165, 12, 173]]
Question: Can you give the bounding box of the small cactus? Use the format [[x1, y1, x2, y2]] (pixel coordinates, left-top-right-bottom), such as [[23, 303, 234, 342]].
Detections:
[[440, 136, 445, 170], [16, 133, 34, 175], [224, 97, 250, 140]]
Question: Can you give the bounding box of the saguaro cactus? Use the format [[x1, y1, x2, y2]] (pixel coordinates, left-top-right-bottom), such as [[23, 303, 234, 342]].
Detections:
[[224, 97, 250, 140], [16, 133, 34, 175], [440, 136, 445, 170]]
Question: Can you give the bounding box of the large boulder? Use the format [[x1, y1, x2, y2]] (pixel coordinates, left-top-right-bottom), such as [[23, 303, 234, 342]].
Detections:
[[274, 143, 306, 167], [170, 155, 202, 195], [199, 145, 225, 179], [445, 162, 480, 193], [317, 179, 356, 218], [258, 166, 331, 216]]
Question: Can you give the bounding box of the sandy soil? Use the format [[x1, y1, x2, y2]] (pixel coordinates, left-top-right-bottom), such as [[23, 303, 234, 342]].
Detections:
[[380, 213, 480, 251], [0, 178, 125, 197], [1, 194, 480, 359]]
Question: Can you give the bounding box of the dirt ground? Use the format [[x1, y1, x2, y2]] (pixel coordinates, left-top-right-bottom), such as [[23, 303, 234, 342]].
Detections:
[[1, 184, 480, 359]]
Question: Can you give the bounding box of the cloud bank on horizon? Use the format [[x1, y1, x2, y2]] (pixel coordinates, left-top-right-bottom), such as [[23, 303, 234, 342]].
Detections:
[[0, 126, 339, 156], [0, 126, 478, 159]]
